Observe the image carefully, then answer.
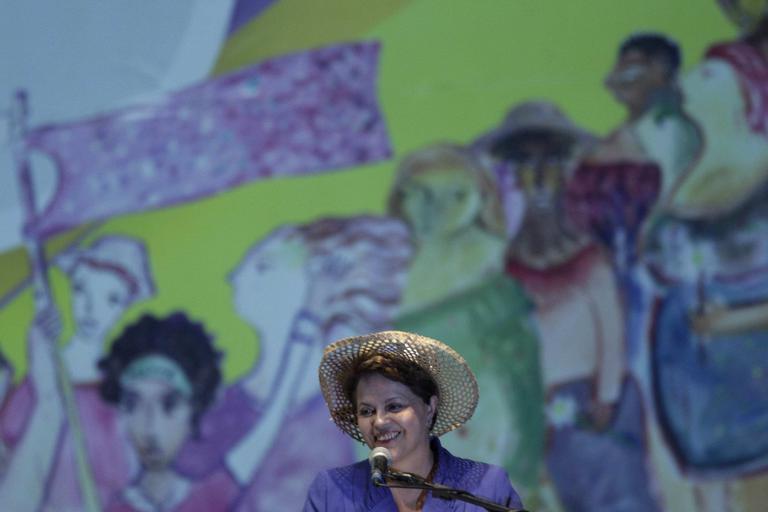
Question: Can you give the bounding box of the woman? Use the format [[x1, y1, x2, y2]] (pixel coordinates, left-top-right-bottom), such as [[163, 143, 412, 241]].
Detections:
[[304, 330, 524, 511], [656, 0, 768, 218], [644, 190, 768, 511], [483, 101, 661, 511], [0, 235, 155, 511], [566, 33, 683, 270], [175, 215, 414, 511], [99, 313, 238, 512], [388, 143, 543, 499], [57, 235, 156, 381], [388, 143, 508, 310]]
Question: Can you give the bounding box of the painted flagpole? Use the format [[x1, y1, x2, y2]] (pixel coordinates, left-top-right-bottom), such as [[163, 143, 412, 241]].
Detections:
[[10, 90, 102, 512]]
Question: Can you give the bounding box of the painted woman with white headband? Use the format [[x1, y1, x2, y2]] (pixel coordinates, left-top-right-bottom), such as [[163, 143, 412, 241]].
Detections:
[[0, 235, 156, 511], [98, 312, 236, 512]]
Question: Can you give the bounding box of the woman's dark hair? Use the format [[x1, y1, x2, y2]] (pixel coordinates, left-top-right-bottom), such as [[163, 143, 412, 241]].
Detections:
[[620, 32, 681, 77], [343, 353, 439, 428], [746, 15, 768, 46], [98, 312, 222, 432]]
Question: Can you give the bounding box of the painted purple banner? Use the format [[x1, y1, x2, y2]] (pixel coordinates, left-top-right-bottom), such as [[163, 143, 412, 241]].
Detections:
[[23, 41, 391, 238]]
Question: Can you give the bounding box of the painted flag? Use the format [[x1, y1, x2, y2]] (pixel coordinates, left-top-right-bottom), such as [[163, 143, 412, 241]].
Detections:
[[23, 40, 391, 238]]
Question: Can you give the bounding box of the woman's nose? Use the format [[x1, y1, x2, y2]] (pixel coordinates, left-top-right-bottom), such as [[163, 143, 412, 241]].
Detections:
[[373, 410, 389, 425], [75, 292, 93, 314], [137, 404, 160, 433]]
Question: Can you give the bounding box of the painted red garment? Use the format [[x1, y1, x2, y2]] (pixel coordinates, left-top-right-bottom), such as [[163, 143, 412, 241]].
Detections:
[[565, 160, 661, 254], [706, 41, 768, 136], [505, 244, 603, 297]]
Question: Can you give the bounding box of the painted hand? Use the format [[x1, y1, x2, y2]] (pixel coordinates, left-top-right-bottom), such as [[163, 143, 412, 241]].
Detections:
[[689, 306, 728, 337], [28, 308, 62, 402], [589, 400, 617, 431]]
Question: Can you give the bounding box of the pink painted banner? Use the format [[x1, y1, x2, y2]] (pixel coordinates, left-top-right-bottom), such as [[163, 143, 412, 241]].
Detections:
[[23, 41, 391, 238]]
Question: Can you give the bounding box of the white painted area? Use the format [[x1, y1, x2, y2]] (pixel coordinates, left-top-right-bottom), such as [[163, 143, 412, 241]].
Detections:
[[0, 0, 235, 253]]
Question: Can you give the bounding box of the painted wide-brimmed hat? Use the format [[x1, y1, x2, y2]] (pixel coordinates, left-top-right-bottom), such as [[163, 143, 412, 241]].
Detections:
[[318, 330, 479, 443], [478, 101, 596, 158]]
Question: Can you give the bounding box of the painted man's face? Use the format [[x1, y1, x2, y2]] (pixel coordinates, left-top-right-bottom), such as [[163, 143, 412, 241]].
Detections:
[[120, 372, 193, 471], [605, 49, 669, 112]]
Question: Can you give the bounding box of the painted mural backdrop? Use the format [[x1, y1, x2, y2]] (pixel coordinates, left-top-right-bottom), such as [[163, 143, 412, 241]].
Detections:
[[0, 1, 766, 511]]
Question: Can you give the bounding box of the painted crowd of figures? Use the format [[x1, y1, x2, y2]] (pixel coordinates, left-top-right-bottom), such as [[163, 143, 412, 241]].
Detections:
[[0, 2, 767, 511]]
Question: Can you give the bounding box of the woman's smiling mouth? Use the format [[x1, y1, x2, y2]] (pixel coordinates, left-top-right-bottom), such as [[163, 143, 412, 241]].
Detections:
[[374, 431, 401, 444]]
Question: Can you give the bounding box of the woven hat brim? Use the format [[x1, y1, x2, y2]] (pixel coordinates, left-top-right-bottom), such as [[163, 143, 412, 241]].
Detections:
[[318, 330, 479, 443], [478, 102, 596, 158]]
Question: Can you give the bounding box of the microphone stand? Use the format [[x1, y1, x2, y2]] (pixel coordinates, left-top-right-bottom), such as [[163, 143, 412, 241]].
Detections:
[[376, 470, 528, 512]]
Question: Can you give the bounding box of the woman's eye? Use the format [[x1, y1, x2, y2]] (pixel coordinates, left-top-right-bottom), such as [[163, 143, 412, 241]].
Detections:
[[387, 403, 404, 413], [162, 393, 181, 414], [358, 407, 373, 417], [403, 187, 423, 200], [454, 189, 468, 201], [108, 293, 124, 306], [120, 393, 138, 412]]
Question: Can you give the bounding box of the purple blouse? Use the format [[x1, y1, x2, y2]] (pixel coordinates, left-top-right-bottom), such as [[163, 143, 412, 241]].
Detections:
[[303, 438, 523, 511]]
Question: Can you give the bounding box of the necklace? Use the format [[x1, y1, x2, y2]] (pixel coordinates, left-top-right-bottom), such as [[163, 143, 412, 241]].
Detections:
[[415, 450, 439, 510]]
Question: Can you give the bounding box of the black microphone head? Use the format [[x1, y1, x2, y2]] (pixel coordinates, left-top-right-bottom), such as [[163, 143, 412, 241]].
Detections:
[[369, 446, 392, 466]]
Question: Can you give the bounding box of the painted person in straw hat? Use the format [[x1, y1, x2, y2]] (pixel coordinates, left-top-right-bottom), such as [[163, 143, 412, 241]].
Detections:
[[481, 101, 662, 512], [304, 330, 524, 511], [387, 143, 543, 503], [0, 234, 155, 511]]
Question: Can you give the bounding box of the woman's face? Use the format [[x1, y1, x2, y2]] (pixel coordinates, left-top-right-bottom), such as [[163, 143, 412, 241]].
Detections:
[[120, 373, 193, 471], [70, 263, 132, 339], [399, 166, 481, 240], [230, 232, 308, 331], [355, 373, 437, 468]]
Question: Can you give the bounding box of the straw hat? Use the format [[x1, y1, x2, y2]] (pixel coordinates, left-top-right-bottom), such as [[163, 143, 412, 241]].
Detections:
[[478, 101, 595, 159], [318, 330, 479, 443]]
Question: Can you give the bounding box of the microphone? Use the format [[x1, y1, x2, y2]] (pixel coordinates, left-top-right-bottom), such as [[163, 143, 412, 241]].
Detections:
[[368, 447, 392, 486]]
